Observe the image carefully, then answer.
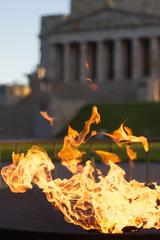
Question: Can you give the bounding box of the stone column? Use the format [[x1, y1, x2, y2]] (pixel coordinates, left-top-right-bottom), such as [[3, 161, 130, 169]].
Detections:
[[132, 39, 142, 80], [51, 44, 58, 81], [64, 43, 71, 83], [97, 41, 106, 83], [80, 42, 88, 82], [114, 40, 124, 80], [150, 37, 160, 77]]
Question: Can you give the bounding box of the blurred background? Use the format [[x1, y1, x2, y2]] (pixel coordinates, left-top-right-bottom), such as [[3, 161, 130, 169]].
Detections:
[[0, 0, 160, 141]]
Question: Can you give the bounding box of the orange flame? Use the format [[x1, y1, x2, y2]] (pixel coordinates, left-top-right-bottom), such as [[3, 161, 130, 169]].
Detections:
[[2, 151, 160, 233], [84, 60, 98, 92], [2, 106, 160, 234], [95, 150, 121, 165], [58, 106, 100, 173], [84, 60, 92, 83], [84, 61, 90, 70], [1, 146, 54, 193], [105, 124, 149, 160], [40, 111, 55, 126]]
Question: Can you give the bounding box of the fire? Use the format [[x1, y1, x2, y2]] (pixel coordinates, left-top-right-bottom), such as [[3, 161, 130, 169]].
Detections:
[[95, 150, 121, 165], [2, 106, 160, 234], [84, 61, 92, 84], [40, 111, 55, 126], [105, 124, 149, 161], [84, 61, 90, 70], [84, 60, 99, 91], [58, 106, 100, 173], [1, 146, 54, 193]]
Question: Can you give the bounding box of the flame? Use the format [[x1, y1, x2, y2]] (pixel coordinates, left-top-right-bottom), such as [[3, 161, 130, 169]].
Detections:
[[1, 146, 54, 193], [95, 150, 121, 165], [105, 124, 149, 161], [2, 106, 160, 234], [85, 61, 90, 70], [84, 61, 91, 82], [58, 106, 100, 173], [40, 111, 55, 126], [84, 60, 98, 92]]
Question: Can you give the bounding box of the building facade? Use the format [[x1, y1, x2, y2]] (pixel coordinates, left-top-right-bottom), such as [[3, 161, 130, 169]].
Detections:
[[0, 84, 31, 106], [36, 0, 160, 104]]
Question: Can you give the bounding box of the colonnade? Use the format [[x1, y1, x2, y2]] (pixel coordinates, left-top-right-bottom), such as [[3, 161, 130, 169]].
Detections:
[[53, 37, 160, 83]]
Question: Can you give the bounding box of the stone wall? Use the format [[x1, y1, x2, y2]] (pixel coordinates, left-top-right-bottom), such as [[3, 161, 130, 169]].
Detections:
[[71, 0, 160, 16], [71, 0, 108, 15], [0, 104, 54, 140], [41, 15, 66, 37], [49, 97, 86, 135], [0, 105, 35, 139], [113, 0, 160, 16]]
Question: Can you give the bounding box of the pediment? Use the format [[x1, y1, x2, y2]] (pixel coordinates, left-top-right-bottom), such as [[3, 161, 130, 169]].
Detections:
[[54, 8, 160, 33]]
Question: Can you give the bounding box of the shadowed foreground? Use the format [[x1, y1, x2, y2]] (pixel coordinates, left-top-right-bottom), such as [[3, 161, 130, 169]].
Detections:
[[0, 188, 160, 240], [0, 162, 160, 239]]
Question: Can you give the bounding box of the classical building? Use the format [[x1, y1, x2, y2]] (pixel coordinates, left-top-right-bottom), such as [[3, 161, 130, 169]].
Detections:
[[36, 0, 160, 104], [2, 0, 160, 140]]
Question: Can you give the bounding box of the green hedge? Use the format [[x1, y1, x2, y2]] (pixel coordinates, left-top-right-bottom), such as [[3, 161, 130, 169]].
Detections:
[[0, 142, 160, 163], [59, 102, 160, 138]]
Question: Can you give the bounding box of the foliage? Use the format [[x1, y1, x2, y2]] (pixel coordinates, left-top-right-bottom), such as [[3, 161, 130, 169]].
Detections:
[[0, 142, 160, 163], [59, 102, 160, 138]]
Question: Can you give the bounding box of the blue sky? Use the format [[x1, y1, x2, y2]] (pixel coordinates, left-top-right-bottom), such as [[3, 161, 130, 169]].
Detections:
[[0, 0, 70, 85]]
